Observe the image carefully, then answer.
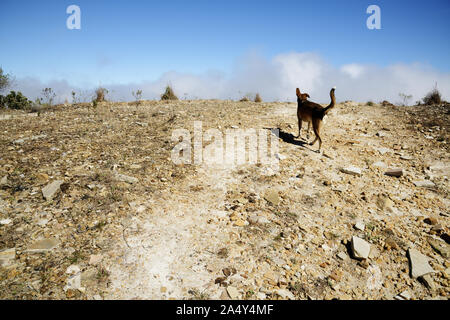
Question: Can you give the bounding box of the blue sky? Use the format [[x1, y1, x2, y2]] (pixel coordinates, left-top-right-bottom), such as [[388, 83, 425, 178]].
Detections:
[[0, 0, 449, 102]]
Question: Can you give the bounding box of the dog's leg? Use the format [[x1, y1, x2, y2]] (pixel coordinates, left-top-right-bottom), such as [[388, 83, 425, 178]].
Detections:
[[296, 116, 302, 139], [310, 120, 322, 153], [306, 121, 311, 139]]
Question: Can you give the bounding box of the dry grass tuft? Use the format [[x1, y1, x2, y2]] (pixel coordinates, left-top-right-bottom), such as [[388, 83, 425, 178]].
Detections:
[[161, 85, 178, 100]]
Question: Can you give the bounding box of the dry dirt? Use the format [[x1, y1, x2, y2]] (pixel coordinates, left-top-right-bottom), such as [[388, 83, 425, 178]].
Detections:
[[0, 99, 449, 300]]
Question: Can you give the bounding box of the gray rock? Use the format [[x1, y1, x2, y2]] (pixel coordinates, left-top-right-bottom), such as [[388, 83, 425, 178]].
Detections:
[[0, 248, 16, 266], [64, 265, 84, 292], [42, 180, 64, 201], [276, 289, 295, 300], [0, 218, 12, 225], [340, 166, 362, 176], [407, 248, 435, 278], [26, 238, 59, 253], [264, 190, 280, 206], [351, 236, 371, 259], [0, 176, 8, 186], [420, 274, 436, 290], [398, 290, 411, 300], [427, 239, 449, 258], [226, 286, 240, 299], [354, 221, 365, 231], [384, 168, 403, 177], [255, 292, 266, 300], [248, 215, 270, 225], [413, 180, 435, 188], [114, 173, 139, 184], [337, 252, 348, 260]]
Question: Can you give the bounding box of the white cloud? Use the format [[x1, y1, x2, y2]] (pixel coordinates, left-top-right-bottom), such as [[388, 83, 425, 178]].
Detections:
[[9, 51, 450, 105]]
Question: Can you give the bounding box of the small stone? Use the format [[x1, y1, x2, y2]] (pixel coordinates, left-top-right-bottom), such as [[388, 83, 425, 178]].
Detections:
[[354, 221, 365, 231], [0, 248, 16, 266], [35, 173, 49, 183], [114, 173, 139, 184], [358, 260, 369, 269], [420, 274, 436, 290], [427, 239, 449, 259], [27, 238, 59, 252], [42, 180, 64, 201], [89, 254, 103, 265], [337, 252, 348, 260], [64, 265, 84, 292], [407, 248, 435, 278], [384, 168, 403, 177], [385, 237, 399, 250], [215, 277, 227, 284], [248, 215, 270, 225], [329, 270, 342, 281], [351, 236, 371, 260], [0, 218, 12, 225], [340, 166, 362, 176], [424, 217, 438, 225], [276, 289, 295, 300], [223, 267, 236, 277], [398, 290, 411, 300], [233, 219, 246, 227], [413, 180, 435, 188], [226, 286, 240, 299], [0, 176, 8, 186], [264, 190, 280, 206], [255, 292, 266, 299]]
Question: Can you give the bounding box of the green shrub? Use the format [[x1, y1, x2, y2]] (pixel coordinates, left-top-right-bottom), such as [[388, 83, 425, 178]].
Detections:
[[0, 91, 32, 109], [366, 101, 374, 106], [161, 85, 178, 100]]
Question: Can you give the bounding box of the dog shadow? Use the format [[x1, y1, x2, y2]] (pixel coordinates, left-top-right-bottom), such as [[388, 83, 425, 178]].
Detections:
[[264, 127, 308, 148]]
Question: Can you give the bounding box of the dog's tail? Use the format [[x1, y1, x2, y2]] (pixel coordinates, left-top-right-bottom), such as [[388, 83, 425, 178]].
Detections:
[[322, 87, 336, 115]]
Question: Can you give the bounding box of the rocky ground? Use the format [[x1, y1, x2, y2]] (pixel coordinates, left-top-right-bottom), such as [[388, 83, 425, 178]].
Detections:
[[0, 99, 448, 300]]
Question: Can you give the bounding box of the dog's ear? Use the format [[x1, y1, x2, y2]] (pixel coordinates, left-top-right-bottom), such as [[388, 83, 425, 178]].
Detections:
[[296, 88, 301, 97], [306, 93, 310, 98]]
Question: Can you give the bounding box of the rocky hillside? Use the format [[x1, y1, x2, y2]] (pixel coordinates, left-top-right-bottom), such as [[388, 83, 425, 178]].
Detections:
[[0, 100, 448, 300]]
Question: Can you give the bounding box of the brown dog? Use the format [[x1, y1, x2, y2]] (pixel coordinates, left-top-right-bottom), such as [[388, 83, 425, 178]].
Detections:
[[296, 87, 336, 152], [295, 91, 312, 139]]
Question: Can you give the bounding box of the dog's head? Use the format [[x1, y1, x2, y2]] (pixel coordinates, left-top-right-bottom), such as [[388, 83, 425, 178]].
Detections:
[[296, 88, 310, 102]]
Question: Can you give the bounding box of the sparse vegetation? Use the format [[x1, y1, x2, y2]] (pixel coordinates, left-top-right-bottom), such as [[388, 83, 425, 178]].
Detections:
[[398, 93, 412, 106], [41, 87, 56, 106], [422, 83, 441, 105], [0, 67, 12, 93], [132, 89, 143, 105], [0, 91, 32, 109], [71, 91, 78, 104], [161, 85, 178, 100], [95, 87, 108, 103], [366, 101, 374, 106], [254, 93, 262, 103], [381, 100, 394, 107], [188, 288, 210, 300]]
